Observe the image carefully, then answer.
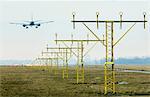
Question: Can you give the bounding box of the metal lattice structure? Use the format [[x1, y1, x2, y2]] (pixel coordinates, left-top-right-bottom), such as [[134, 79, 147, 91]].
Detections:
[[104, 22, 115, 94], [46, 47, 72, 79], [32, 11, 147, 95], [71, 12, 147, 94], [55, 39, 104, 83]]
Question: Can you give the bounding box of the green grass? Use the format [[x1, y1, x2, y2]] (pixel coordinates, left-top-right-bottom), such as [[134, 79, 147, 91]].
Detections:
[[0, 65, 150, 97]]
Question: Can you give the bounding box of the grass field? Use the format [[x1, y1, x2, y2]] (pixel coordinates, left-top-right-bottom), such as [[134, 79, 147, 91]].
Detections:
[[0, 65, 150, 97]]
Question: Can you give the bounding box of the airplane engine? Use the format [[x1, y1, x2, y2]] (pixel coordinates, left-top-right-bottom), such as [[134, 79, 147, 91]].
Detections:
[[37, 24, 40, 26], [23, 24, 26, 27], [36, 26, 38, 28]]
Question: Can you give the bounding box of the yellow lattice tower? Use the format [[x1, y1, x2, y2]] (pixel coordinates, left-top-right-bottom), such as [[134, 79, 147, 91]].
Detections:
[[42, 51, 69, 74], [46, 47, 73, 79], [104, 22, 115, 94], [71, 11, 147, 94], [42, 49, 71, 78], [37, 57, 61, 73], [55, 39, 104, 84]]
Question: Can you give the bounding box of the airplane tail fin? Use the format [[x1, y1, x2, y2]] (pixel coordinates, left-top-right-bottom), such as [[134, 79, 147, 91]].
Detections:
[[31, 13, 33, 21]]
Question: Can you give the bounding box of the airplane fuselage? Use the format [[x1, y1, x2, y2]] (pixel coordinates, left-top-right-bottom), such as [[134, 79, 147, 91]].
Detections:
[[30, 21, 35, 26]]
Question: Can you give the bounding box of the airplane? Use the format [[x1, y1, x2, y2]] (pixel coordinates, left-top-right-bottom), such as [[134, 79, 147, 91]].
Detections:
[[10, 17, 54, 29]]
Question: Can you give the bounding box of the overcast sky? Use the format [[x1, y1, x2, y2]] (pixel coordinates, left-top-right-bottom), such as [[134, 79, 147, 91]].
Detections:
[[0, 0, 150, 60]]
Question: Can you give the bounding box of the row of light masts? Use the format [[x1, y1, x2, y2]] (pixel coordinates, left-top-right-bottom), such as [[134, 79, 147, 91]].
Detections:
[[34, 11, 147, 95], [71, 11, 147, 94]]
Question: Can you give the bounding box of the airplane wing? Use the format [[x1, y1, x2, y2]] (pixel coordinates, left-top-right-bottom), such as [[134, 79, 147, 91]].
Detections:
[[38, 21, 54, 24], [10, 22, 25, 25], [10, 22, 30, 28], [23, 20, 42, 23], [33, 20, 43, 22]]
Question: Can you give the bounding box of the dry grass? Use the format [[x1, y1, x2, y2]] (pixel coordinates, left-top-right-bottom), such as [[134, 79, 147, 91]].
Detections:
[[114, 64, 150, 71], [0, 65, 150, 97]]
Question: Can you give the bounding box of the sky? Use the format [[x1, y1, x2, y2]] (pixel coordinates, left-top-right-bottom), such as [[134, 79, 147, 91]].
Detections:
[[0, 0, 150, 60]]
